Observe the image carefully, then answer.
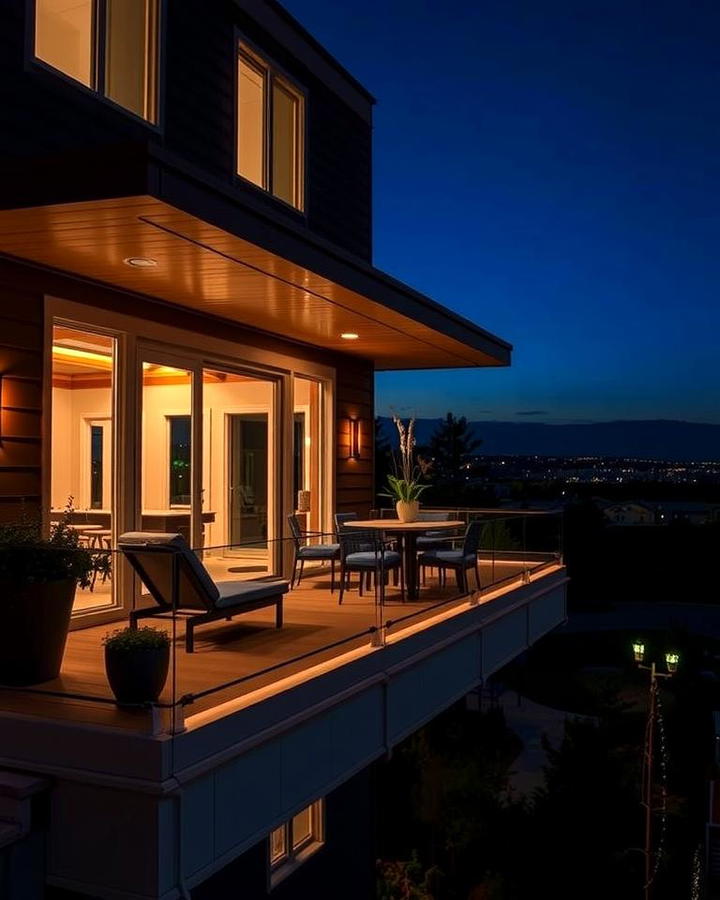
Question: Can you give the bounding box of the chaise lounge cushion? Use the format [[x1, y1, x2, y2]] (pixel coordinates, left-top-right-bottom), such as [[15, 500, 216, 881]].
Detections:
[[215, 579, 290, 609]]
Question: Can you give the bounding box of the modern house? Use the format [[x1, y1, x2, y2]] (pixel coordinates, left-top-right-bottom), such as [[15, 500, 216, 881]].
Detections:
[[0, 2, 568, 898]]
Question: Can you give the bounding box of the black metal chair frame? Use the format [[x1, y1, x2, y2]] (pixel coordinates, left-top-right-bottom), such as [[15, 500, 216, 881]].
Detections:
[[288, 514, 339, 591], [337, 530, 404, 606], [419, 520, 483, 594]]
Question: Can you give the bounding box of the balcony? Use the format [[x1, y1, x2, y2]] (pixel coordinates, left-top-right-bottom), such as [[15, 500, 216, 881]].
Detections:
[[0, 510, 565, 738], [0, 510, 567, 897]]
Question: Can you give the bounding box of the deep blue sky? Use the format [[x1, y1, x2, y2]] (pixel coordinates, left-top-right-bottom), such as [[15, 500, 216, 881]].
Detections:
[[284, 0, 720, 424]]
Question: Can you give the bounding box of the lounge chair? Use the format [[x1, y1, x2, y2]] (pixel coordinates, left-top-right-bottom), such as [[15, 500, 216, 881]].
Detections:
[[118, 532, 288, 653]]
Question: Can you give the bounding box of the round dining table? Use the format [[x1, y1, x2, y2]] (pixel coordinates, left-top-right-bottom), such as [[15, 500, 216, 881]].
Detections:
[[345, 519, 464, 601]]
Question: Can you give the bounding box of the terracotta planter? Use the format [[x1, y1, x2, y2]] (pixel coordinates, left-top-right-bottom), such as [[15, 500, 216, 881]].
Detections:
[[395, 500, 420, 523], [105, 645, 170, 705], [0, 578, 76, 685]]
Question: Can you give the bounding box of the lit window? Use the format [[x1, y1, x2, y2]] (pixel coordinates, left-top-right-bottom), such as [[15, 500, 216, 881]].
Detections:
[[168, 416, 191, 507], [34, 0, 159, 122], [268, 800, 324, 886], [237, 44, 304, 210]]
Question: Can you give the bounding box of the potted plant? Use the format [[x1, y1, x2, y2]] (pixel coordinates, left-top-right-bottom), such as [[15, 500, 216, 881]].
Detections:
[[0, 501, 95, 685], [103, 626, 171, 704], [380, 416, 431, 522]]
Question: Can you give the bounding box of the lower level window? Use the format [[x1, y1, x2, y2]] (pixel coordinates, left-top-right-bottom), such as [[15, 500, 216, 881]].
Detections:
[[269, 799, 324, 886]]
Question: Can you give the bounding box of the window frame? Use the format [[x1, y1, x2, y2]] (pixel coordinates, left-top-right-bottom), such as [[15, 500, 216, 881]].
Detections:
[[235, 35, 307, 214], [27, 0, 163, 128], [268, 799, 324, 888]]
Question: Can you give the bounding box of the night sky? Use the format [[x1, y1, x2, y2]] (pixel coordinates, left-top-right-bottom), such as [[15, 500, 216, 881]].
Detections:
[[282, 0, 720, 424]]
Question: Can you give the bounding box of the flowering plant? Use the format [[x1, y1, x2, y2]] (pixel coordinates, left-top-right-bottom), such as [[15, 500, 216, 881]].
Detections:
[[380, 416, 432, 503]]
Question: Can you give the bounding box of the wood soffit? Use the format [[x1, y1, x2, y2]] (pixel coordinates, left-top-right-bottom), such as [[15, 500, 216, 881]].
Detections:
[[0, 197, 511, 371]]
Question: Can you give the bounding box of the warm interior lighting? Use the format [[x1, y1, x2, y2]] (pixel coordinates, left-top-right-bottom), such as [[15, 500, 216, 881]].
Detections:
[[340, 333, 359, 340], [348, 418, 361, 460], [123, 256, 158, 268], [665, 651, 679, 674], [52, 346, 112, 365], [632, 641, 645, 663]]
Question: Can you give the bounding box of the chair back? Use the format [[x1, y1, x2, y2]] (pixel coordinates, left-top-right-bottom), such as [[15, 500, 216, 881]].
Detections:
[[334, 512, 358, 535], [287, 514, 303, 550], [337, 528, 382, 560], [417, 511, 451, 523], [462, 520, 483, 558], [118, 532, 219, 611]]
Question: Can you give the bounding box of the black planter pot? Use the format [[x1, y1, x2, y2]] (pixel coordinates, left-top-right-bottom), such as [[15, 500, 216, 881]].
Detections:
[[105, 645, 170, 705], [0, 578, 76, 685]]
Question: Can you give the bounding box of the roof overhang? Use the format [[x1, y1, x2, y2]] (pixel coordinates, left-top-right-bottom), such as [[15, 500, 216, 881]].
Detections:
[[0, 153, 511, 371]]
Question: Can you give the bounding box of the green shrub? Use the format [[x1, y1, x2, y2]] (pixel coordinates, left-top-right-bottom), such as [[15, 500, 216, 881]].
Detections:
[[103, 626, 170, 652], [0, 499, 97, 588]]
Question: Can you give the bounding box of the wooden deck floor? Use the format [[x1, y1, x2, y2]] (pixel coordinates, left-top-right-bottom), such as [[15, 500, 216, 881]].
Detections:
[[0, 561, 543, 732]]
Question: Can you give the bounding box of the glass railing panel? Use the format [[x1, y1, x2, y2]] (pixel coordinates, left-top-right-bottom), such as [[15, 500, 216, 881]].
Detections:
[[170, 533, 382, 728]]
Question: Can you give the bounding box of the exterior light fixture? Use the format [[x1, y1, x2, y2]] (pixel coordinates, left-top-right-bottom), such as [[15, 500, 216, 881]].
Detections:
[[123, 257, 158, 268], [340, 332, 359, 340], [346, 418, 361, 460], [665, 652, 679, 674], [632, 641, 645, 664]]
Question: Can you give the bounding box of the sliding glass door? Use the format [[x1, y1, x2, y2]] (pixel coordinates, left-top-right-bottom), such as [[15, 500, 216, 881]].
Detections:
[[139, 355, 195, 545], [201, 367, 278, 580], [293, 376, 326, 536], [50, 324, 117, 614]]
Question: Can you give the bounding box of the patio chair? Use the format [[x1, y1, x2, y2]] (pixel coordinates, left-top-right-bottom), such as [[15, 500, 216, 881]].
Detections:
[[337, 529, 404, 605], [416, 511, 457, 551], [119, 532, 288, 653], [418, 519, 482, 594], [288, 514, 340, 591]]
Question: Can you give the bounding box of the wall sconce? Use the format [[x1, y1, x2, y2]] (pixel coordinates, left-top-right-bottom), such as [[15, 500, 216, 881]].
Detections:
[[347, 418, 361, 460]]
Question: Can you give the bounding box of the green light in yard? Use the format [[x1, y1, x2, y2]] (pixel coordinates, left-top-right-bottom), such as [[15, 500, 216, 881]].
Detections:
[[632, 640, 645, 663], [665, 652, 679, 674]]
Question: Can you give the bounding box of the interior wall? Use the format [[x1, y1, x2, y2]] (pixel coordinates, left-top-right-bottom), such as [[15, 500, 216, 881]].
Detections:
[[50, 385, 112, 510]]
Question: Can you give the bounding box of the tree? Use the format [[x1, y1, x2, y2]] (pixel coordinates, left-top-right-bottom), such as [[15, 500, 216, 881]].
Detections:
[[425, 413, 483, 492]]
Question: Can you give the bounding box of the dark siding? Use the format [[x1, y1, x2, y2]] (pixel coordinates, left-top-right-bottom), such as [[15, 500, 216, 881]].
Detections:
[[0, 280, 44, 523], [336, 361, 375, 518], [0, 1, 152, 165], [0, 0, 373, 260]]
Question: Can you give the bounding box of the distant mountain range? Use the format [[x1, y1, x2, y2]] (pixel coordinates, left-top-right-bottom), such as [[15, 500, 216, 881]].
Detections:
[[377, 418, 720, 462]]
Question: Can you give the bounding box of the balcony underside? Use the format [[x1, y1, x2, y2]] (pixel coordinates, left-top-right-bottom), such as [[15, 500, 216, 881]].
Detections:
[[0, 179, 511, 370]]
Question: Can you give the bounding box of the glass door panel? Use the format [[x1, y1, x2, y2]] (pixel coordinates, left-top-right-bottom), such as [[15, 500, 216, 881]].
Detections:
[[293, 376, 326, 536], [201, 368, 277, 581], [50, 324, 116, 614], [229, 413, 268, 548], [140, 360, 193, 545]]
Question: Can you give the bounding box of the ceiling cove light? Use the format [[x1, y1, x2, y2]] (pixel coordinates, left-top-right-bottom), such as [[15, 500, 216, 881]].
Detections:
[[123, 256, 158, 268], [340, 332, 359, 340]]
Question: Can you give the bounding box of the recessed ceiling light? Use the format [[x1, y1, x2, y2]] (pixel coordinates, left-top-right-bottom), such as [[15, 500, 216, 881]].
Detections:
[[123, 256, 158, 268], [340, 332, 359, 340]]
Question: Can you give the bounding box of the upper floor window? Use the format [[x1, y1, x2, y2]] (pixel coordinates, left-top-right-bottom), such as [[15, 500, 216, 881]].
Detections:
[[34, 0, 159, 122], [237, 43, 304, 211]]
